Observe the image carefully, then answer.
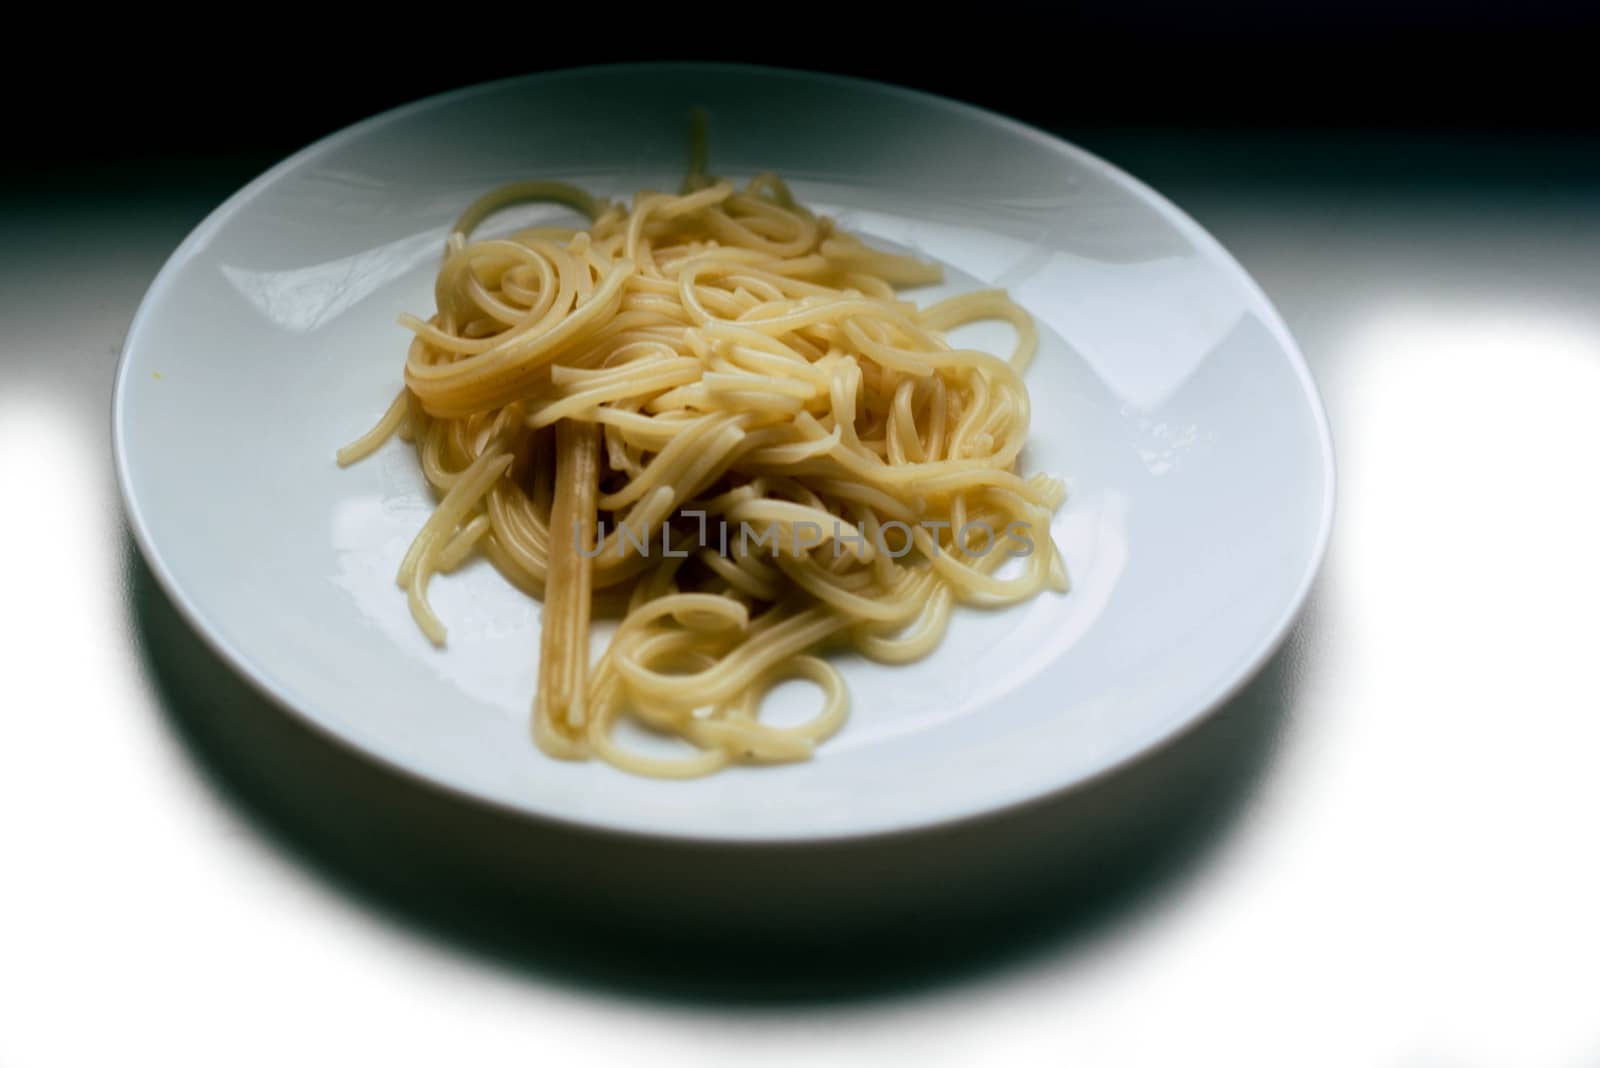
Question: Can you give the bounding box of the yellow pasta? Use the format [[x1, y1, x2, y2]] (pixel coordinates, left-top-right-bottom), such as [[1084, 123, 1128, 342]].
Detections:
[[339, 116, 1069, 778]]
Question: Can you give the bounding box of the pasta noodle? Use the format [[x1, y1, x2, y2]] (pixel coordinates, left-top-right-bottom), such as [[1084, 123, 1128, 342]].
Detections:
[[338, 116, 1070, 778]]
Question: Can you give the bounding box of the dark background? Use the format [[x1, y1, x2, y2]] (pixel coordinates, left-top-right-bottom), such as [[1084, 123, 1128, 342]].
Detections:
[[5, 1, 1596, 182]]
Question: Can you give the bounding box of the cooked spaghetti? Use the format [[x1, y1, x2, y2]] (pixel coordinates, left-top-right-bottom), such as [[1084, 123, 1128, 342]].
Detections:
[[339, 117, 1069, 778]]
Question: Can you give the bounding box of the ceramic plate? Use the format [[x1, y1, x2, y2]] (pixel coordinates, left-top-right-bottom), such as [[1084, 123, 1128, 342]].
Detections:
[[114, 64, 1334, 841]]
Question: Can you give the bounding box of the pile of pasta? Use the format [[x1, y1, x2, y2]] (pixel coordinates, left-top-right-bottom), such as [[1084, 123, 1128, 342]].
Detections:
[[340, 130, 1068, 778]]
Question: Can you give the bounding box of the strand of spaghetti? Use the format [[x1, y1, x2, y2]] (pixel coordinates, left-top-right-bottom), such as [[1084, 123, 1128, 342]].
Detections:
[[534, 420, 599, 748], [336, 389, 409, 466], [612, 607, 848, 712], [451, 180, 604, 241], [917, 290, 1040, 370], [681, 108, 712, 192], [436, 514, 492, 572], [684, 655, 848, 760], [395, 448, 511, 645]]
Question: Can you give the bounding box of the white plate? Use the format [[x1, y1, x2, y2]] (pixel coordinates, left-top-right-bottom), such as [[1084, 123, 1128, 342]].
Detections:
[[114, 64, 1334, 842]]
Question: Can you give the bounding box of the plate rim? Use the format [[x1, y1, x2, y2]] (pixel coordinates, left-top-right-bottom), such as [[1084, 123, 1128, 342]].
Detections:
[[113, 61, 1337, 845]]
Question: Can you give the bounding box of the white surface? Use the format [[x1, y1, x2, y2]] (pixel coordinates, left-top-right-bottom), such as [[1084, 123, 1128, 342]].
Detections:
[[110, 67, 1332, 839], [6, 128, 1600, 1066]]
